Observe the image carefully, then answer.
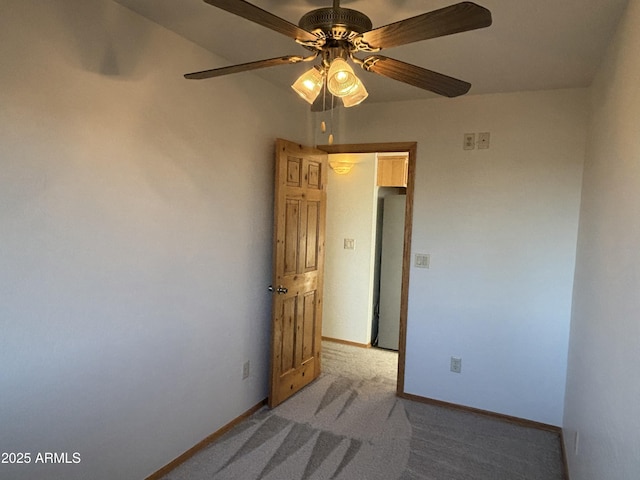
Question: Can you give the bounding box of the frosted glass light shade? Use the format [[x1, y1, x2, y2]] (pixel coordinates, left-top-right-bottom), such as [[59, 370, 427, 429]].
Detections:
[[342, 78, 368, 107], [291, 67, 324, 104], [327, 58, 359, 97], [329, 160, 353, 174]]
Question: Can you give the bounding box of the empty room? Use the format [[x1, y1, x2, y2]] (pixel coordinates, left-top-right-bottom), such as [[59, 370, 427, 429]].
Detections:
[[1, 1, 638, 479]]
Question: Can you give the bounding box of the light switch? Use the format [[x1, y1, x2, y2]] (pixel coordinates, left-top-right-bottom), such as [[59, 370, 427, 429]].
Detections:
[[344, 238, 355, 250]]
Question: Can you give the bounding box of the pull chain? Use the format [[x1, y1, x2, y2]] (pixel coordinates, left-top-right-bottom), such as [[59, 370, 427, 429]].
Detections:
[[328, 93, 334, 145], [321, 80, 327, 133]]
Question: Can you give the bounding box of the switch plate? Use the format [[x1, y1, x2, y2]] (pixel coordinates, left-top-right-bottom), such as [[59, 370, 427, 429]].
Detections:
[[478, 132, 490, 149], [344, 238, 355, 250], [450, 356, 462, 373], [463, 133, 476, 150], [415, 253, 430, 268], [242, 361, 250, 380]]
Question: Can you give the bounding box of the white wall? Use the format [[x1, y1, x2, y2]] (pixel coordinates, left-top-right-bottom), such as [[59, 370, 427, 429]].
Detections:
[[332, 88, 588, 425], [563, 0, 640, 477], [0, 1, 308, 479], [323, 153, 377, 345]]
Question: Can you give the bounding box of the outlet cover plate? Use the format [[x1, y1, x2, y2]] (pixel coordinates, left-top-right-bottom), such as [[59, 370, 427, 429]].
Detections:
[[464, 133, 476, 150], [450, 356, 462, 373]]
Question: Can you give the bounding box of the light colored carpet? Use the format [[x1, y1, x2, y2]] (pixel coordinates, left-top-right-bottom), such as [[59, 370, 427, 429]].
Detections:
[[161, 341, 564, 480], [321, 341, 398, 386]]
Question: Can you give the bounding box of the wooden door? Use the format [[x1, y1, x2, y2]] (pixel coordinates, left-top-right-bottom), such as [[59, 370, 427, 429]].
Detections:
[[269, 139, 327, 408]]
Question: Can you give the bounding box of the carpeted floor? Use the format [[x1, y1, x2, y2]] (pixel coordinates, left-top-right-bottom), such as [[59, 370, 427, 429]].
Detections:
[[161, 341, 564, 480]]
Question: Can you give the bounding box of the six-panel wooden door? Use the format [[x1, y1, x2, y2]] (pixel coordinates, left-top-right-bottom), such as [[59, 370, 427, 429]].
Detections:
[[268, 139, 327, 408]]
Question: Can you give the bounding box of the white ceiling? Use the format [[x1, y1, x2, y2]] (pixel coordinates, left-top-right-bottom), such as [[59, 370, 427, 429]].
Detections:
[[114, 0, 629, 104]]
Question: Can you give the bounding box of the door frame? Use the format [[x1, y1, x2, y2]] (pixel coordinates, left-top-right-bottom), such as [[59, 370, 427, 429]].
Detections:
[[317, 141, 416, 396]]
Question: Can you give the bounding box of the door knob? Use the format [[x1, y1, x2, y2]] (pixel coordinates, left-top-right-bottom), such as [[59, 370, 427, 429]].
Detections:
[[268, 285, 288, 294]]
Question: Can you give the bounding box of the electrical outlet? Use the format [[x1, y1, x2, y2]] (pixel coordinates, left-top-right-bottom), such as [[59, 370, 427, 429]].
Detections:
[[450, 356, 462, 373], [463, 133, 476, 150], [344, 238, 355, 250], [242, 361, 250, 380]]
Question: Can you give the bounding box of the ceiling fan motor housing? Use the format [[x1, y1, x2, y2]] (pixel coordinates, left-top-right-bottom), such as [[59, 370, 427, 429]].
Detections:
[[299, 7, 373, 42]]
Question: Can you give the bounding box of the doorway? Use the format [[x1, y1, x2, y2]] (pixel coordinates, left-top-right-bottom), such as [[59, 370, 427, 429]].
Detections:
[[318, 142, 416, 395]]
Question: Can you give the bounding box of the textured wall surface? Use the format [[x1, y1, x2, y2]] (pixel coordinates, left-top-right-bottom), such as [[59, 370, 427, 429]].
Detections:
[[334, 88, 588, 426], [0, 1, 308, 478], [563, 0, 640, 478]]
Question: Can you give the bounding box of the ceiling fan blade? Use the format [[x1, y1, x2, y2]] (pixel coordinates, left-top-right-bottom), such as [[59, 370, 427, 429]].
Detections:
[[356, 2, 491, 50], [184, 56, 303, 80], [364, 56, 471, 97], [203, 0, 317, 43]]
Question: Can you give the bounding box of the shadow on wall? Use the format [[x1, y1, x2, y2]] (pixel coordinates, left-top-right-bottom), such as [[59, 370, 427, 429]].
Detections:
[[54, 0, 151, 77]]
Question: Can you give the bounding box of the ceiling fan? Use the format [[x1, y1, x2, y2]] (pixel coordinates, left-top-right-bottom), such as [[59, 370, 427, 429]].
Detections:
[[184, 0, 492, 109]]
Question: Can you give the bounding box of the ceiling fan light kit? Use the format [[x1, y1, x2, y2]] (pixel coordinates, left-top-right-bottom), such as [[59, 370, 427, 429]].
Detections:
[[326, 58, 358, 96], [185, 0, 492, 109], [341, 78, 368, 107], [291, 65, 324, 104]]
